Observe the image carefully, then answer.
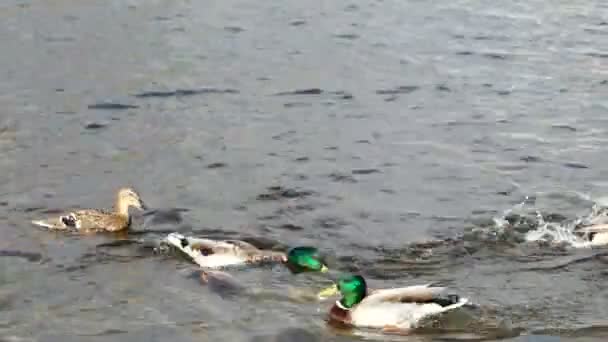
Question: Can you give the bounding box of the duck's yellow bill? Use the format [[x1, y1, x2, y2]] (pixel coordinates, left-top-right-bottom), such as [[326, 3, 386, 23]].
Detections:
[[317, 284, 339, 299], [321, 265, 329, 273]]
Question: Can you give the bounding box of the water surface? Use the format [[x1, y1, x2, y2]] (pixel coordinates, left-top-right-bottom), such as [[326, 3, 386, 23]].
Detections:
[[1, 0, 607, 341]]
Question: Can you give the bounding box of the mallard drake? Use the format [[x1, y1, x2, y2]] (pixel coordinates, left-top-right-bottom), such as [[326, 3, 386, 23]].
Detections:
[[166, 233, 328, 273], [31, 187, 146, 232], [319, 274, 468, 334]]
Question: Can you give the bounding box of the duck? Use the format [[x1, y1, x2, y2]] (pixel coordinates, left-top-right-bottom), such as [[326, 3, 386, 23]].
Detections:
[[319, 274, 468, 334], [574, 224, 608, 245], [31, 187, 146, 232], [574, 207, 608, 245], [165, 232, 328, 273]]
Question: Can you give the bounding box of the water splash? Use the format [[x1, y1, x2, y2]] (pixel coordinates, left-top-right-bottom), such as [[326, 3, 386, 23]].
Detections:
[[490, 194, 605, 249]]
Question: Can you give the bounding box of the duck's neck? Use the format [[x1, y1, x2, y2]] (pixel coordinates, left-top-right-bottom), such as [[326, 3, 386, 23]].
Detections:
[[115, 198, 130, 217], [329, 301, 352, 324]]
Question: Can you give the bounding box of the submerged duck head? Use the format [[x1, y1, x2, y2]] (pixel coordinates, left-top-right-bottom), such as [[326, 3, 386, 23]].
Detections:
[[115, 187, 146, 214], [285, 246, 328, 274]]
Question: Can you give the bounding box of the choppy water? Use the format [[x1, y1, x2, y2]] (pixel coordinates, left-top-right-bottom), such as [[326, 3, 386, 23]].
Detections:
[[1, 0, 607, 341]]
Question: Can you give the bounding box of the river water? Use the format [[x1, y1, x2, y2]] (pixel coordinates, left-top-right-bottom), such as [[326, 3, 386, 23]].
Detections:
[[1, 0, 607, 341]]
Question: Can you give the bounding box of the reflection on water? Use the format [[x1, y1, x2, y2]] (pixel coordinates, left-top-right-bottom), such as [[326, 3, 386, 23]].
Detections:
[[1, 0, 608, 341]]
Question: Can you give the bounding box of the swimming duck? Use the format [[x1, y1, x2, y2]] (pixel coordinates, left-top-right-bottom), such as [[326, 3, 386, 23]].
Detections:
[[575, 224, 608, 245], [319, 274, 468, 334], [31, 187, 146, 232], [574, 207, 608, 245], [166, 233, 328, 273]]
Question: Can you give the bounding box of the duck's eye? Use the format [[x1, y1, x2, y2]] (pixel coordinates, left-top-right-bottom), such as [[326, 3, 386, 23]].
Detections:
[[180, 238, 189, 248], [61, 215, 77, 227]]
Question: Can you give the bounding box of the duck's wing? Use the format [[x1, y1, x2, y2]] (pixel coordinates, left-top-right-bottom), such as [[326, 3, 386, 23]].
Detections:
[[74, 210, 130, 231], [31, 209, 124, 231], [221, 239, 259, 252], [360, 285, 446, 305], [165, 233, 251, 267]]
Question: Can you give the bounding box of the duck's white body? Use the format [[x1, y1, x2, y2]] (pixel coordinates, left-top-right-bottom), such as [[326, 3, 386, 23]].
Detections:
[[166, 233, 248, 268], [165, 233, 286, 268], [350, 286, 467, 329]]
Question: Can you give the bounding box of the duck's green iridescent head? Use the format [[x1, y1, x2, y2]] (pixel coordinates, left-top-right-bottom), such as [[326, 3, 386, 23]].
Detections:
[[286, 246, 328, 274], [337, 274, 367, 308]]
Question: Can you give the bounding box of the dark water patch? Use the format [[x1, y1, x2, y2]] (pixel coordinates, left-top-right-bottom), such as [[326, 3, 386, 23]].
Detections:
[[13, 205, 51, 213], [496, 90, 511, 96], [328, 172, 357, 183], [345, 113, 367, 119], [293, 174, 308, 181], [289, 20, 306, 26], [563, 162, 588, 169], [314, 216, 349, 229], [483, 53, 509, 60], [543, 213, 569, 223], [384, 95, 398, 102], [559, 88, 568, 93], [352, 168, 381, 175], [456, 51, 474, 56], [330, 90, 353, 99], [274, 88, 323, 96], [520, 155, 542, 163], [324, 146, 338, 150], [0, 250, 43, 262], [224, 26, 245, 33], [144, 208, 188, 225], [251, 328, 320, 342], [44, 36, 76, 43], [193, 270, 246, 298], [277, 223, 304, 231], [154, 16, 171, 21], [355, 139, 371, 144], [272, 130, 296, 140], [294, 156, 309, 162], [84, 122, 107, 130], [283, 102, 312, 108], [376, 85, 419, 95], [0, 201, 8, 206], [207, 162, 227, 169], [256, 186, 315, 201], [274, 203, 316, 216], [95, 240, 142, 249], [585, 52, 608, 58], [495, 163, 527, 172], [134, 88, 239, 98], [601, 80, 608, 85], [257, 214, 280, 221], [380, 188, 396, 194], [334, 33, 359, 40], [551, 124, 577, 132], [436, 84, 451, 92], [87, 103, 138, 110]]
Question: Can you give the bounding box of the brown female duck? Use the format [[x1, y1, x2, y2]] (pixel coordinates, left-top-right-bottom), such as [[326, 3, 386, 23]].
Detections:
[[31, 187, 146, 232]]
